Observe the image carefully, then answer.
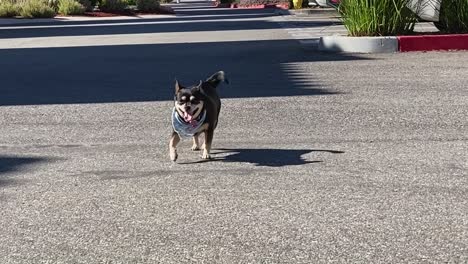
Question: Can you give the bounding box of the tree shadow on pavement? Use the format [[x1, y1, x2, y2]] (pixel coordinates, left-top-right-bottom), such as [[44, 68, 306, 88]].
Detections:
[[0, 156, 50, 187], [0, 6, 339, 39], [0, 39, 369, 106], [0, 17, 340, 39], [0, 16, 277, 39], [179, 148, 344, 167]]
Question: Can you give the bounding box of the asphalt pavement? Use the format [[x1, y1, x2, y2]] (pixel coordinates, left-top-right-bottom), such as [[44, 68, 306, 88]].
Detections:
[[0, 1, 467, 263]]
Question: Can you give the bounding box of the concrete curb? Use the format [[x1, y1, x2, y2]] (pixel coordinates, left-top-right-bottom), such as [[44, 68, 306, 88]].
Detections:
[[318, 34, 468, 53], [0, 14, 175, 26], [0, 6, 175, 26], [318, 36, 399, 53], [287, 7, 338, 16]]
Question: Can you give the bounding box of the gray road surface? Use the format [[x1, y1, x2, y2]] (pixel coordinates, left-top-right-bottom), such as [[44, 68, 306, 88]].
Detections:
[[1, 2, 467, 263]]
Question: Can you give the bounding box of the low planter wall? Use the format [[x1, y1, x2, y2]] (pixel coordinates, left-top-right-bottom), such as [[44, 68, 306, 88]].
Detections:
[[318, 34, 468, 53]]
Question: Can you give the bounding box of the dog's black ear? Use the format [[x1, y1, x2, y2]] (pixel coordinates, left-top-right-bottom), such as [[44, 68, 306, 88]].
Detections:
[[175, 79, 182, 93], [206, 71, 229, 88]]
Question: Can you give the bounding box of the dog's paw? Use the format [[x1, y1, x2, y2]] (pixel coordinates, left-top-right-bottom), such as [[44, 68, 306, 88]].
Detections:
[[170, 149, 178, 162], [201, 151, 211, 160], [191, 145, 200, 151]]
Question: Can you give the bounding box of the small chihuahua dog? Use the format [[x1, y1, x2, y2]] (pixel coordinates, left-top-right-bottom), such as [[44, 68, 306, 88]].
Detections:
[[169, 71, 228, 162]]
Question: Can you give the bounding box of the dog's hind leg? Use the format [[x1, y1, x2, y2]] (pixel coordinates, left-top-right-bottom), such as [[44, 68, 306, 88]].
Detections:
[[191, 134, 201, 151], [202, 129, 214, 160], [169, 131, 180, 161]]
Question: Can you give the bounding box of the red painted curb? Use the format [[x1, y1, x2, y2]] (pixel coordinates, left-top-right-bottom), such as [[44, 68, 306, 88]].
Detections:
[[398, 34, 468, 52], [214, 3, 288, 9]]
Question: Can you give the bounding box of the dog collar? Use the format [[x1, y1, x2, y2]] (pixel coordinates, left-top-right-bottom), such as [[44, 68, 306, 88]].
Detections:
[[172, 108, 206, 138]]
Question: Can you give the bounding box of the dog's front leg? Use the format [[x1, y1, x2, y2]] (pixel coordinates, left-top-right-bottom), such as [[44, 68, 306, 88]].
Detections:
[[202, 129, 214, 159], [169, 131, 180, 161], [191, 134, 200, 151]]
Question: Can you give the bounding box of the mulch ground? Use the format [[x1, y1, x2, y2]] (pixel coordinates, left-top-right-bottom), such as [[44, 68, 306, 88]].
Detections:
[[82, 6, 175, 17]]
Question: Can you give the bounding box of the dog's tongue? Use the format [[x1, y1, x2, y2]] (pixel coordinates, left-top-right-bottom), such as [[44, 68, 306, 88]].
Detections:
[[184, 112, 194, 122]]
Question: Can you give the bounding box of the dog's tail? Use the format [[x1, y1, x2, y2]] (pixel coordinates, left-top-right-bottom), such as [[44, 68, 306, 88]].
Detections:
[[205, 71, 229, 88]]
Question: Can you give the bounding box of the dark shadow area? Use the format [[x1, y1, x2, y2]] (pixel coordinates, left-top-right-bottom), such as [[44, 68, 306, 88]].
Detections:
[[0, 2, 277, 29], [0, 16, 338, 39], [0, 4, 293, 28], [0, 12, 276, 29], [0, 39, 369, 106], [0, 2, 341, 38], [179, 148, 344, 167], [0, 156, 49, 187]]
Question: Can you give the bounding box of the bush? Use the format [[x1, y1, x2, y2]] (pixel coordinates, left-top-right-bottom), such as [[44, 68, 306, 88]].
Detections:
[[338, 0, 417, 36], [48, 0, 59, 10], [136, 0, 158, 12], [85, 0, 97, 9], [436, 0, 468, 33], [76, 0, 92, 11], [19, 0, 56, 18], [58, 0, 85, 15], [99, 0, 127, 11], [0, 1, 20, 17]]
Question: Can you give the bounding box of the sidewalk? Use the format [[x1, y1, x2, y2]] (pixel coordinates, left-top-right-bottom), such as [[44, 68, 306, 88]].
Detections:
[[275, 9, 343, 48]]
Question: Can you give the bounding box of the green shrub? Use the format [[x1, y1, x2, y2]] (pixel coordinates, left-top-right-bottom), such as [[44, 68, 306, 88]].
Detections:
[[19, 0, 56, 18], [436, 0, 468, 33], [0, 1, 20, 17], [76, 0, 92, 11], [99, 0, 127, 11], [58, 0, 85, 15], [338, 0, 417, 36], [136, 0, 158, 12], [125, 0, 135, 5], [86, 0, 97, 9], [48, 0, 59, 10]]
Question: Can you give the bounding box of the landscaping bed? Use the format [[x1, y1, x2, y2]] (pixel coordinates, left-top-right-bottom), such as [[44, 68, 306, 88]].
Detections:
[[0, 0, 174, 19], [79, 6, 174, 17], [214, 0, 289, 9], [317, 0, 468, 53], [215, 3, 288, 9]]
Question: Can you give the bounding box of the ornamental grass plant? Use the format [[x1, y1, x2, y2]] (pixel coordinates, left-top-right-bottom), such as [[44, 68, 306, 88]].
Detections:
[[57, 0, 85, 15], [437, 0, 468, 33], [99, 0, 127, 12], [19, 0, 56, 18], [0, 0, 20, 17], [338, 0, 418, 36], [136, 0, 159, 12]]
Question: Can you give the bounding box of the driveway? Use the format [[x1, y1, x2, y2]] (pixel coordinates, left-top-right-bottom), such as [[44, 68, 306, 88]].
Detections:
[[0, 2, 467, 263]]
